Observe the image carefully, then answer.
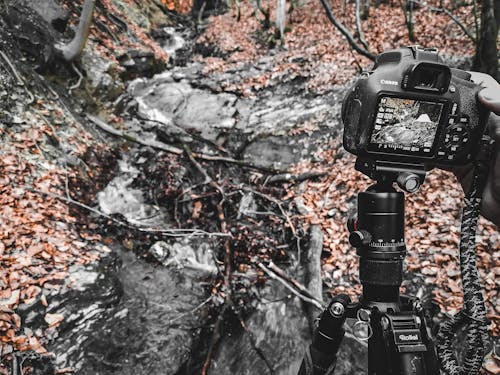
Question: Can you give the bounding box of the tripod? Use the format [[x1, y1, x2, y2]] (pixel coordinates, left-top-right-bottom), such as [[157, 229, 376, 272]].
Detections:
[[299, 159, 442, 375]]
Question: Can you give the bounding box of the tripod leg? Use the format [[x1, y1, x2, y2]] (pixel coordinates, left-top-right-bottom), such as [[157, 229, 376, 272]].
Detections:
[[297, 295, 351, 375]]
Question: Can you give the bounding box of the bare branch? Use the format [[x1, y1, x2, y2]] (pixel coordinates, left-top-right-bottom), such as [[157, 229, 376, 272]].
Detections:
[[69, 63, 84, 94], [27, 187, 231, 238], [411, 0, 476, 42], [256, 262, 323, 309], [318, 0, 375, 60], [0, 50, 35, 103], [236, 311, 275, 373], [354, 0, 369, 51], [88, 115, 284, 173], [87, 114, 184, 154]]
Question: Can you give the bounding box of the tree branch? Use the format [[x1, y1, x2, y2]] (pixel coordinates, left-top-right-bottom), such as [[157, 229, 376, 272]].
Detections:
[[27, 187, 231, 238], [318, 0, 375, 60], [412, 0, 476, 42], [256, 262, 323, 309], [88, 115, 284, 173], [87, 114, 184, 154], [355, 0, 369, 51]]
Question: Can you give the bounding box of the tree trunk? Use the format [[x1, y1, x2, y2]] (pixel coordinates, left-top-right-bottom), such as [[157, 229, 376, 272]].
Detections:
[[473, 0, 499, 81], [276, 0, 286, 40], [361, 0, 370, 19], [55, 0, 96, 62]]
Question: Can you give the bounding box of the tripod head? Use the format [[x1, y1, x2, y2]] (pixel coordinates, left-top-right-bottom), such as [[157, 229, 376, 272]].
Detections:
[[349, 157, 427, 307]]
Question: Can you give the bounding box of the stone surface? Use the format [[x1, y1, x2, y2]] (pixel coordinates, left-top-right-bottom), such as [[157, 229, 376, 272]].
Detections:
[[21, 0, 69, 33], [19, 247, 211, 375], [126, 64, 345, 169]]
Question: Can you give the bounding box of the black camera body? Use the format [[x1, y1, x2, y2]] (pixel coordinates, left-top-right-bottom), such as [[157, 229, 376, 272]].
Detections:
[[342, 46, 489, 166]]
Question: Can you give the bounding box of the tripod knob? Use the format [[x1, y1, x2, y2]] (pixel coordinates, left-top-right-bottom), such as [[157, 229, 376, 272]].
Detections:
[[396, 172, 421, 193], [349, 230, 372, 248]]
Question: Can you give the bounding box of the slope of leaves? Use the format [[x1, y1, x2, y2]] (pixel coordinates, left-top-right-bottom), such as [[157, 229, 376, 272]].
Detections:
[[0, 0, 172, 359], [0, 103, 110, 355], [196, 0, 477, 94]]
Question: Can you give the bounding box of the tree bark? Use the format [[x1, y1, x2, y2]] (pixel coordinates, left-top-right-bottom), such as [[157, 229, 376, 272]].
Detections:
[[276, 0, 286, 40], [473, 0, 499, 81]]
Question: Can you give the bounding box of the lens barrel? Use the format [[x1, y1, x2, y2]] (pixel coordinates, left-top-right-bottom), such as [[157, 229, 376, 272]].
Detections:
[[356, 189, 406, 303]]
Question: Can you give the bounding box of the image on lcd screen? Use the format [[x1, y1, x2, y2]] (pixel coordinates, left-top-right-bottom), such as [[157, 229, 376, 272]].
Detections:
[[370, 97, 443, 149]]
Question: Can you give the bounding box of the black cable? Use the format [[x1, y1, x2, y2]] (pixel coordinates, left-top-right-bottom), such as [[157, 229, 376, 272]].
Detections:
[[436, 137, 493, 375]]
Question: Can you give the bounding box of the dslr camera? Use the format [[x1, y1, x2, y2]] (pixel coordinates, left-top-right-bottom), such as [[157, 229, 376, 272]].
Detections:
[[342, 46, 489, 167]]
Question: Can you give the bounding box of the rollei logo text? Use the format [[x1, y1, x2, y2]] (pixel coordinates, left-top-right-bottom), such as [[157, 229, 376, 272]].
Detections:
[[399, 334, 418, 341], [380, 79, 398, 86]]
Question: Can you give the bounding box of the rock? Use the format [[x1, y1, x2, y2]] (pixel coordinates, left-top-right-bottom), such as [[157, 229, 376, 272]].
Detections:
[[237, 192, 258, 219], [128, 76, 238, 141], [97, 156, 171, 228], [208, 280, 367, 375], [19, 247, 211, 375], [148, 239, 217, 276], [81, 50, 122, 98], [0, 1, 58, 70], [21, 0, 69, 33], [209, 281, 311, 375], [118, 49, 167, 80]]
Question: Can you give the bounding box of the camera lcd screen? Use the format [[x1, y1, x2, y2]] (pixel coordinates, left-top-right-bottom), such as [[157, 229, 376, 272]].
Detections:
[[369, 97, 444, 155]]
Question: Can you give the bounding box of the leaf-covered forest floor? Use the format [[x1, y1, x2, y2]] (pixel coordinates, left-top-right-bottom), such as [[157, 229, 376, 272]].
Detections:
[[0, 0, 498, 373]]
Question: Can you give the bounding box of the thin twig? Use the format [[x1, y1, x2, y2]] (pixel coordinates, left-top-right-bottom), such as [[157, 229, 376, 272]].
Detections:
[[0, 50, 23, 85], [242, 186, 302, 264], [27, 187, 231, 238], [183, 144, 212, 184], [236, 311, 275, 374], [243, 187, 296, 237], [256, 262, 323, 310], [69, 63, 84, 94], [169, 296, 213, 325], [87, 114, 184, 154], [32, 108, 61, 145], [267, 262, 319, 300], [411, 0, 476, 42], [0, 50, 35, 104]]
